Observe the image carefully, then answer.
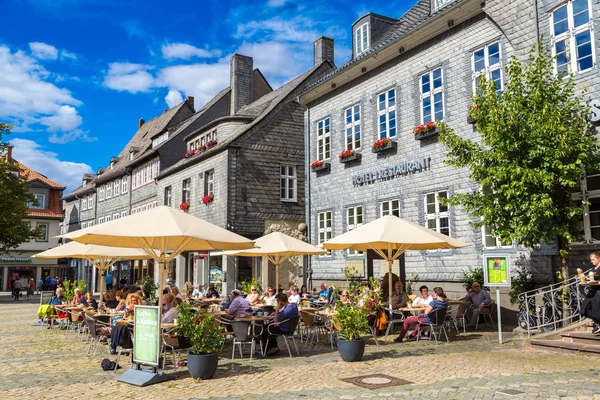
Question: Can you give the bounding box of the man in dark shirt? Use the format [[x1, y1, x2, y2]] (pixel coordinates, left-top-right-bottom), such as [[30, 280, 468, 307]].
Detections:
[[263, 293, 299, 356]]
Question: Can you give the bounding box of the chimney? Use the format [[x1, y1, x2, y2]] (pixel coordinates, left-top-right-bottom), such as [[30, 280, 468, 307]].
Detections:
[[138, 118, 145, 129], [6, 146, 12, 162], [186, 96, 195, 111], [314, 36, 334, 66], [230, 54, 253, 115]]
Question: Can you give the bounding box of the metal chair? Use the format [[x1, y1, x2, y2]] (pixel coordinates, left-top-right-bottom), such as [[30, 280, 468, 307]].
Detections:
[[475, 301, 496, 330], [230, 320, 263, 366], [161, 329, 188, 373], [416, 308, 449, 344], [84, 316, 111, 357], [267, 317, 300, 357], [114, 326, 134, 372], [445, 304, 461, 334], [299, 310, 322, 346], [384, 308, 406, 341]]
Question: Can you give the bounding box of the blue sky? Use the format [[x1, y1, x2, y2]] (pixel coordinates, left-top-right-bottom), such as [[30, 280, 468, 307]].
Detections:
[[1, 0, 415, 193]]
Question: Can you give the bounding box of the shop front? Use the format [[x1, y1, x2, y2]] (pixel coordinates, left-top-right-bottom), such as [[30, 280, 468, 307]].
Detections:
[[1, 254, 58, 292]]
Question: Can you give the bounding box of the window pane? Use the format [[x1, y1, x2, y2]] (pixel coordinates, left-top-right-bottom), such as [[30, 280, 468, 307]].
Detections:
[[432, 69, 442, 89], [491, 69, 502, 92], [389, 111, 396, 137], [421, 74, 430, 94], [434, 93, 444, 121], [427, 219, 437, 229], [379, 93, 386, 111], [382, 202, 389, 215], [576, 30, 593, 71], [438, 192, 448, 212], [388, 89, 395, 107], [553, 5, 568, 35], [474, 49, 485, 72], [354, 105, 360, 120], [422, 97, 432, 123], [488, 42, 500, 65], [572, 0, 589, 28], [346, 109, 352, 124], [555, 39, 570, 76]]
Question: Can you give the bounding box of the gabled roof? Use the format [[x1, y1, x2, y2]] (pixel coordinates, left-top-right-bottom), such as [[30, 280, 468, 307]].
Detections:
[[17, 161, 65, 189]]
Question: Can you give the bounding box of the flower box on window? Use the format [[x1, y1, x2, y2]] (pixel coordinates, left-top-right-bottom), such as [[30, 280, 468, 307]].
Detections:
[[338, 150, 361, 163], [183, 139, 219, 159], [180, 200, 190, 211], [202, 193, 214, 206], [413, 121, 439, 140], [310, 160, 330, 172], [372, 138, 397, 153], [467, 105, 477, 124]]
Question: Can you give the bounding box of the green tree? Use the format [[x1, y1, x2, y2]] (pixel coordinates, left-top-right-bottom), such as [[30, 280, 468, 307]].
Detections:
[[0, 123, 41, 254], [438, 43, 598, 277]]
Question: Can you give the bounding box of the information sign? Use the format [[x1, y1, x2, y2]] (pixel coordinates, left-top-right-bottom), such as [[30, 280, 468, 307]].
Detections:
[[133, 306, 161, 366]]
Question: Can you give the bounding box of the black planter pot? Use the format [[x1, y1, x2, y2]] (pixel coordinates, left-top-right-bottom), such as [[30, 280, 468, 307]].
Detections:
[[372, 140, 397, 153], [311, 162, 330, 173], [337, 338, 365, 362], [414, 127, 439, 140], [187, 352, 219, 379], [339, 152, 362, 164], [467, 114, 476, 124]]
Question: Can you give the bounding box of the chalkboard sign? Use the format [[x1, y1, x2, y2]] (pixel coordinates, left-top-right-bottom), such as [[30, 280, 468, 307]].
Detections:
[[133, 306, 161, 367], [40, 291, 54, 305]]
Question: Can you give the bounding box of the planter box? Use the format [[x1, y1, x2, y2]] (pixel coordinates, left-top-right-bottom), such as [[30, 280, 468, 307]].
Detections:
[[371, 140, 397, 153], [311, 162, 330, 173], [414, 127, 440, 141], [467, 115, 476, 124], [339, 152, 362, 164]]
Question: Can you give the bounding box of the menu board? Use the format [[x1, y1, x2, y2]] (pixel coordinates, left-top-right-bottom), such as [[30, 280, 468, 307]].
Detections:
[[133, 306, 161, 366], [483, 255, 511, 287]]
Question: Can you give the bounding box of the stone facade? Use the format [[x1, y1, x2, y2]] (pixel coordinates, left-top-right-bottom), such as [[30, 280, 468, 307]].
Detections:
[[301, 0, 600, 290]]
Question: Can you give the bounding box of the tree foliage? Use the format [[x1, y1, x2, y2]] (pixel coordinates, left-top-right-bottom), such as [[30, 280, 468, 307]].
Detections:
[[438, 44, 598, 252], [0, 123, 41, 254]]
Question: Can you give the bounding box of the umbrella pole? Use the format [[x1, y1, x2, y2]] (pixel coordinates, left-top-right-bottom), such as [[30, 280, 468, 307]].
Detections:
[[98, 264, 104, 308], [388, 258, 393, 309], [158, 260, 165, 309]]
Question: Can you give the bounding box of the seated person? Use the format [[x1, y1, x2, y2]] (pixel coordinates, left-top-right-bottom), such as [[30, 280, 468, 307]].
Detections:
[[161, 294, 178, 324], [83, 292, 98, 309], [125, 293, 142, 312], [47, 288, 66, 328], [464, 282, 492, 328], [104, 291, 119, 309], [300, 285, 311, 300], [339, 290, 351, 305], [192, 284, 205, 298], [171, 286, 183, 300], [205, 284, 220, 299], [114, 290, 127, 311], [390, 281, 409, 309], [225, 290, 250, 318], [262, 293, 299, 356], [71, 288, 84, 305], [245, 286, 260, 306], [317, 283, 330, 300], [263, 286, 277, 306], [395, 287, 448, 342], [288, 286, 300, 304], [412, 285, 433, 307]]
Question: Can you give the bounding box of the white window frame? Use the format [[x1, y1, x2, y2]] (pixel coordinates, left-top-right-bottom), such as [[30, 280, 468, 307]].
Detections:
[[425, 190, 450, 238], [355, 23, 369, 56], [205, 170, 215, 196], [472, 41, 503, 94], [88, 195, 94, 210], [122, 178, 128, 194], [105, 215, 111, 222], [380, 199, 400, 217], [152, 131, 169, 148], [344, 104, 361, 151], [551, 0, 595, 76], [316, 117, 331, 161], [132, 158, 160, 190], [432, 0, 457, 12], [35, 222, 49, 242], [113, 180, 120, 197], [182, 179, 191, 203], [164, 186, 172, 207], [113, 212, 120, 220], [420, 67, 445, 124], [121, 211, 127, 218], [29, 194, 45, 209], [481, 225, 514, 249], [318, 211, 333, 256], [99, 186, 105, 201], [98, 216, 104, 224], [377, 89, 397, 139], [81, 197, 87, 211], [572, 172, 600, 243], [347, 206, 364, 256], [81, 222, 87, 229], [105, 182, 112, 199], [280, 165, 297, 202]]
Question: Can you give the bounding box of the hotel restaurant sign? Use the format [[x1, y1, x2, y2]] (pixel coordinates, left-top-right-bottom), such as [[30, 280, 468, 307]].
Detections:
[[591, 99, 600, 124], [352, 157, 432, 186]]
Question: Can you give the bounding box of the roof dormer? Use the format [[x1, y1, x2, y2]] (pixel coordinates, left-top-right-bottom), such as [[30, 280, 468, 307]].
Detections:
[[352, 13, 396, 60]]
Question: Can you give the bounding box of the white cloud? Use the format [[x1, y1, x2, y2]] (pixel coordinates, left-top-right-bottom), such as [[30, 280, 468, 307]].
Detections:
[[164, 89, 184, 108], [48, 129, 97, 144], [236, 16, 318, 43], [40, 105, 82, 132], [161, 43, 222, 60], [0, 45, 85, 141], [60, 50, 78, 60], [103, 62, 154, 93], [156, 62, 230, 106], [29, 42, 59, 60], [9, 138, 94, 193]]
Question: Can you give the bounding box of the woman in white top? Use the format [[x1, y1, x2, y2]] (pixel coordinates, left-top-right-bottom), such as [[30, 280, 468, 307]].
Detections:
[[288, 286, 300, 304], [412, 285, 433, 307], [161, 294, 178, 324], [263, 285, 277, 306]]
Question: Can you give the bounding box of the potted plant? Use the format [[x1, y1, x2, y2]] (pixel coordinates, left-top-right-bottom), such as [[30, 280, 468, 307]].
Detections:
[[371, 138, 397, 153], [180, 200, 190, 211], [338, 149, 361, 163], [413, 121, 439, 140], [176, 302, 224, 380], [202, 193, 214, 206], [310, 159, 329, 172], [467, 105, 477, 124], [334, 301, 370, 362]]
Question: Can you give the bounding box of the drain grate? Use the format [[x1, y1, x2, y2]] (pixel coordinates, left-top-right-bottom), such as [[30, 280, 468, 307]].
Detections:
[[496, 389, 526, 396], [341, 374, 413, 390]]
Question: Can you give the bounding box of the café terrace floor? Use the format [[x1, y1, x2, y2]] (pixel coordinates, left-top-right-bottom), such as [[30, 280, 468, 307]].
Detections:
[[2, 299, 600, 399]]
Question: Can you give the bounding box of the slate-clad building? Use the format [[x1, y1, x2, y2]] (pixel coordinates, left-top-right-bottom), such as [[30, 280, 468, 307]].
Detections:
[[299, 0, 600, 295], [156, 48, 334, 293]]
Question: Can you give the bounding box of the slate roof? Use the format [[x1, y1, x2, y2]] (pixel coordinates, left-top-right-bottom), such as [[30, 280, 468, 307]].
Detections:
[[302, 0, 463, 94]]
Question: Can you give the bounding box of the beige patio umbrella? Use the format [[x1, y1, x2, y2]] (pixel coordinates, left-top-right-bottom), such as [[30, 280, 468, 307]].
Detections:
[[225, 231, 326, 290], [59, 206, 254, 307], [33, 241, 156, 307], [322, 215, 470, 308]]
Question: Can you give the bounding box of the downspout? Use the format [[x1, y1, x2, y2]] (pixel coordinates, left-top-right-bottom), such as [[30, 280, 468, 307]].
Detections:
[[533, 0, 540, 50], [295, 96, 312, 290]]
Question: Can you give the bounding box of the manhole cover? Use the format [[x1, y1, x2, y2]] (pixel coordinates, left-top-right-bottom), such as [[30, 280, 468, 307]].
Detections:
[[341, 374, 413, 390]]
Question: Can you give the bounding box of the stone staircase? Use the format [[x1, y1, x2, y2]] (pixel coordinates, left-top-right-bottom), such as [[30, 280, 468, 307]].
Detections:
[[530, 320, 600, 355]]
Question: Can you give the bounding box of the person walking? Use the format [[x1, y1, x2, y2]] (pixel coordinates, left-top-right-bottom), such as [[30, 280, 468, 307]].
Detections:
[[13, 278, 22, 301], [106, 272, 113, 290]]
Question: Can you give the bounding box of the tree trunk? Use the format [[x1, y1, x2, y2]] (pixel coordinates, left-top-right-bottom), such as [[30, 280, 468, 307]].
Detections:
[[559, 238, 570, 328]]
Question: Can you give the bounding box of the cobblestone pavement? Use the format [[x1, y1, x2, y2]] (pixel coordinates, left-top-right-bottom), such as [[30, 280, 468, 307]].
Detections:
[[2, 302, 600, 400]]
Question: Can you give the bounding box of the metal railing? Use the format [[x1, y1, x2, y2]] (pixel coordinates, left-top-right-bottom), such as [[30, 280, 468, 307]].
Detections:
[[517, 269, 590, 337]]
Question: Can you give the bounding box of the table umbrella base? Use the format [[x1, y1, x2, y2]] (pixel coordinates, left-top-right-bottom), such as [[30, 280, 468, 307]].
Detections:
[[117, 367, 175, 386]]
